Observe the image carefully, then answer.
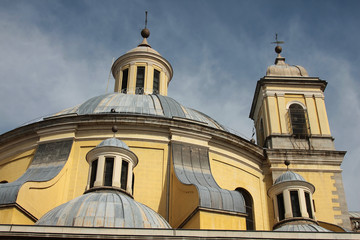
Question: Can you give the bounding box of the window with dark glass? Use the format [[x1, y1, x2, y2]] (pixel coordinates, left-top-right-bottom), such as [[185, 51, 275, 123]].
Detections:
[[277, 193, 285, 221], [153, 69, 160, 94], [90, 159, 98, 188], [121, 69, 129, 93], [289, 104, 308, 138], [104, 158, 114, 186], [305, 192, 313, 218], [236, 188, 255, 230], [136, 66, 145, 94], [290, 190, 301, 217], [120, 160, 129, 190]]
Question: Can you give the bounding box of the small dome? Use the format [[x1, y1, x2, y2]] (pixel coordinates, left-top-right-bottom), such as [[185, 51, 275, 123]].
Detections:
[[97, 137, 130, 150], [36, 191, 171, 228], [266, 56, 309, 77], [274, 223, 330, 232], [274, 171, 306, 184]]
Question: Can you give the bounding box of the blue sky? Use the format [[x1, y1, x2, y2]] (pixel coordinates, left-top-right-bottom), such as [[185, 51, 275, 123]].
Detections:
[[0, 0, 359, 211]]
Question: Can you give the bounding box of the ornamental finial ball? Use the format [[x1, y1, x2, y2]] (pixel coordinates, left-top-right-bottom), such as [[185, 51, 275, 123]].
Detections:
[[141, 28, 150, 38], [284, 160, 290, 166], [112, 125, 118, 133], [275, 45, 282, 54]]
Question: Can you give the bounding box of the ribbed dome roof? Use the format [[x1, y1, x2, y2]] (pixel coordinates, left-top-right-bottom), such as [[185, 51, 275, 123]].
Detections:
[[36, 191, 171, 228], [97, 137, 130, 150], [54, 93, 227, 131], [274, 171, 306, 184], [274, 223, 330, 232], [266, 56, 309, 77]]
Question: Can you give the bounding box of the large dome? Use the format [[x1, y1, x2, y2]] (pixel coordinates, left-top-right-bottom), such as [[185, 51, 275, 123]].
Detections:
[[54, 93, 227, 131], [36, 190, 171, 228]]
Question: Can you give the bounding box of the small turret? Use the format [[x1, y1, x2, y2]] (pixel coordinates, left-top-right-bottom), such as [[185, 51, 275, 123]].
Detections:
[[111, 12, 173, 95]]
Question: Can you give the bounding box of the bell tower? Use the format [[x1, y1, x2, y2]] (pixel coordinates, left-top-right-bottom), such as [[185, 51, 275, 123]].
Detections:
[[249, 44, 333, 150], [251, 40, 351, 229]]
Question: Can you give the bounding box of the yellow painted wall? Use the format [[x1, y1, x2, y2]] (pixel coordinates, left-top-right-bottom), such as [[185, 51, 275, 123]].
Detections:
[[169, 159, 199, 228], [0, 207, 34, 225], [300, 171, 339, 225], [183, 210, 246, 230], [0, 149, 35, 183], [130, 141, 169, 218], [209, 151, 271, 231]]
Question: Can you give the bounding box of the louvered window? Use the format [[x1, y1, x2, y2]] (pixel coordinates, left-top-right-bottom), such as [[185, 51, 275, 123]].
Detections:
[[289, 104, 308, 138]]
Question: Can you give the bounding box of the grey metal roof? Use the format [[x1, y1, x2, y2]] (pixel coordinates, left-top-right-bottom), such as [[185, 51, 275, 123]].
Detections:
[[274, 223, 330, 232], [274, 171, 306, 185], [97, 137, 130, 150], [54, 93, 227, 131], [171, 143, 246, 213], [0, 140, 72, 205], [349, 211, 360, 218], [36, 190, 171, 228]]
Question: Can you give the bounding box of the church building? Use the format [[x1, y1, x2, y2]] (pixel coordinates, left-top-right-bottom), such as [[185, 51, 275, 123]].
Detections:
[[0, 23, 359, 239]]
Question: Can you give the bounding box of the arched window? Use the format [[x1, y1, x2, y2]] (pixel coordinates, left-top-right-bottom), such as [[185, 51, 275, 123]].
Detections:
[[289, 104, 308, 138], [236, 188, 255, 230]]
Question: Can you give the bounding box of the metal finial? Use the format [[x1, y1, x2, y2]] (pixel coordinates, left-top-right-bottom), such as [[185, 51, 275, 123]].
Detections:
[[284, 160, 290, 170], [141, 11, 150, 39], [271, 33, 285, 54], [112, 125, 118, 137], [145, 11, 148, 29], [272, 33, 285, 46]]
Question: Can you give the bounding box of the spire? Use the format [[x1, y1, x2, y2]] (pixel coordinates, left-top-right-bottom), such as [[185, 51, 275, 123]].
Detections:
[[271, 33, 285, 65], [138, 11, 151, 47]]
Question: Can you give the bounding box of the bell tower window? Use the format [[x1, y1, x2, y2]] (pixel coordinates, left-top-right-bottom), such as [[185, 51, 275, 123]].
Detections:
[[153, 69, 160, 94], [121, 68, 129, 93], [289, 104, 308, 138], [136, 66, 145, 94], [104, 157, 114, 186]]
